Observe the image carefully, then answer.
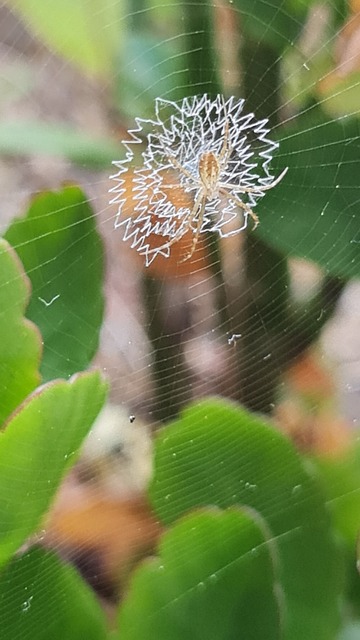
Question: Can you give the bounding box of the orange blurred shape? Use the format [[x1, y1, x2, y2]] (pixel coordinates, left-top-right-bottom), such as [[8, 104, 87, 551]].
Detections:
[[118, 169, 209, 278], [277, 351, 352, 456], [45, 493, 162, 588], [276, 400, 351, 456], [318, 1, 360, 94], [285, 351, 334, 400]]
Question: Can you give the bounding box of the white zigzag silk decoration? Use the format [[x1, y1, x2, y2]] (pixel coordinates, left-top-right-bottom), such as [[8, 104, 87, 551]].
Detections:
[[110, 94, 287, 265]]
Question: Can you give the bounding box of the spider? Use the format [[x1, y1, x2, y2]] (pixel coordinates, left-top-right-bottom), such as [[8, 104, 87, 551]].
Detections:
[[146, 108, 288, 263]]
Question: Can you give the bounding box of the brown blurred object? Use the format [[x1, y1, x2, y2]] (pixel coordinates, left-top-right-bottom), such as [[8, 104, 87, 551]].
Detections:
[[276, 400, 351, 456], [44, 482, 162, 604], [285, 350, 335, 399], [337, 0, 360, 74], [116, 169, 210, 279], [276, 350, 352, 456], [42, 404, 161, 606], [318, 0, 360, 94]]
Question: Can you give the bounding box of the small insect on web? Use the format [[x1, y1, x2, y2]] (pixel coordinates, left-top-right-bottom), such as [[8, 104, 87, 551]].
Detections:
[[110, 94, 288, 266]]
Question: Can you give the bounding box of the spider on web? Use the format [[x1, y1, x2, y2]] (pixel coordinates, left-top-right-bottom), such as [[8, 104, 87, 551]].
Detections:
[[157, 120, 288, 262], [110, 94, 288, 265]]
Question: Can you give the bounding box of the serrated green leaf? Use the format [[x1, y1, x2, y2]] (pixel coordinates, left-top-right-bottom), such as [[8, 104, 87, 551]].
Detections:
[[0, 370, 107, 567], [0, 239, 41, 425], [7, 0, 121, 80], [118, 507, 282, 640], [257, 117, 360, 279], [0, 547, 107, 640], [5, 186, 105, 381], [149, 399, 343, 640]]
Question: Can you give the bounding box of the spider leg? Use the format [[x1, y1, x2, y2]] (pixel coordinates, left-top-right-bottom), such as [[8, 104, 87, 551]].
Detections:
[[218, 96, 234, 169], [218, 109, 230, 162], [219, 187, 259, 229], [163, 153, 195, 182], [219, 167, 288, 195], [145, 190, 205, 259], [179, 194, 207, 263]]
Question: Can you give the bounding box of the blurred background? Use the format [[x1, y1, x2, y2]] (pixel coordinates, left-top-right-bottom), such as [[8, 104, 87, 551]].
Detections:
[[0, 0, 359, 606]]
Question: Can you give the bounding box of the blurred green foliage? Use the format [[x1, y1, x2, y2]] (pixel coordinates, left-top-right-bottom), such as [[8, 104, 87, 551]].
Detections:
[[5, 187, 105, 381], [0, 192, 108, 635], [0, 239, 41, 423], [149, 399, 343, 640], [257, 116, 360, 281], [118, 507, 282, 640], [0, 121, 123, 167], [0, 547, 107, 639], [9, 0, 121, 80]]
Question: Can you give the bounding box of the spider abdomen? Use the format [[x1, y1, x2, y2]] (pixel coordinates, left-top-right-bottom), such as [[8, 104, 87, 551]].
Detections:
[[198, 151, 221, 198]]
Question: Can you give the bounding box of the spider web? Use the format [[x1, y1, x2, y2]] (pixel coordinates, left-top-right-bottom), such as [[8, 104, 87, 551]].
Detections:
[[0, 0, 359, 637], [110, 94, 284, 264]]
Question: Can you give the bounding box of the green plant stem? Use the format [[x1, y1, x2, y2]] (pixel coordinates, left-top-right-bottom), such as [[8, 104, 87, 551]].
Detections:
[[228, 235, 290, 413], [180, 0, 221, 95], [286, 275, 345, 359], [241, 38, 280, 127], [230, 40, 345, 414], [234, 253, 344, 414], [127, 0, 148, 30], [181, 0, 232, 334], [143, 275, 193, 424], [142, 0, 232, 423], [226, 40, 283, 413]]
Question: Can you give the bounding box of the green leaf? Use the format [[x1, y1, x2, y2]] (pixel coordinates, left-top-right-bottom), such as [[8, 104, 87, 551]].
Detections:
[[5, 186, 105, 381], [179, 0, 221, 97], [7, 0, 121, 80], [236, 235, 290, 413], [315, 444, 360, 547], [256, 116, 360, 280], [115, 32, 188, 121], [0, 547, 107, 640], [149, 399, 343, 640], [118, 507, 282, 640], [233, 0, 311, 52], [317, 72, 360, 120], [0, 370, 107, 567], [282, 47, 333, 112], [0, 239, 41, 425], [0, 120, 123, 167]]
